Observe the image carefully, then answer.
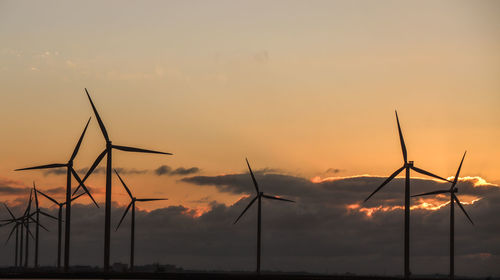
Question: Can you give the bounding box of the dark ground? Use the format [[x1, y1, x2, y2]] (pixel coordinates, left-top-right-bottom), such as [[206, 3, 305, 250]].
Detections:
[[0, 271, 497, 280]]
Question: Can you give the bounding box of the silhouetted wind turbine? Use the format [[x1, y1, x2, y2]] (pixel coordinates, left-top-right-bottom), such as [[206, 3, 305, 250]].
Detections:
[[412, 151, 473, 280], [32, 182, 58, 268], [234, 158, 295, 274], [15, 117, 98, 271], [76, 88, 172, 271], [24, 189, 33, 267], [36, 189, 86, 269], [364, 111, 450, 280], [114, 169, 167, 271], [2, 204, 25, 267]]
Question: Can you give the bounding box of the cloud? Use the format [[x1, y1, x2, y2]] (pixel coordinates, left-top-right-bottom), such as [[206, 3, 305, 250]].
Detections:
[[326, 168, 342, 174], [44, 167, 148, 176], [0, 178, 29, 195], [0, 172, 498, 277], [154, 165, 171, 176], [43, 166, 199, 177], [155, 165, 200, 176]]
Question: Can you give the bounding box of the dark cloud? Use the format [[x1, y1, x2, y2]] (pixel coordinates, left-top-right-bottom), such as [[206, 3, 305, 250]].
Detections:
[[0, 172, 498, 277], [326, 168, 342, 174], [44, 167, 148, 176], [0, 178, 29, 195], [43, 166, 199, 177], [154, 165, 172, 175], [155, 165, 200, 176]]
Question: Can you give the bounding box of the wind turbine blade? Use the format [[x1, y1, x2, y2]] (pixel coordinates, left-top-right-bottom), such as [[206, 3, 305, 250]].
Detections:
[[364, 166, 405, 202], [73, 149, 107, 195], [234, 196, 258, 224], [70, 117, 91, 162], [4, 204, 16, 220], [452, 151, 466, 187], [71, 192, 86, 202], [29, 216, 49, 232], [39, 211, 58, 220], [24, 223, 35, 239], [115, 202, 133, 231], [85, 88, 109, 142], [411, 166, 450, 182], [245, 158, 260, 194], [395, 110, 407, 163], [453, 194, 474, 225], [112, 145, 172, 155], [411, 190, 450, 197], [136, 198, 168, 202], [33, 182, 39, 210], [71, 168, 99, 208], [262, 194, 295, 203], [36, 190, 59, 206], [15, 163, 67, 171], [114, 169, 133, 199], [5, 224, 18, 244], [23, 190, 33, 217]]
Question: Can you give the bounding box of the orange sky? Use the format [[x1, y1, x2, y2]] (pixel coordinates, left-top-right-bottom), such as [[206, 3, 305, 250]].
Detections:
[[0, 0, 499, 211]]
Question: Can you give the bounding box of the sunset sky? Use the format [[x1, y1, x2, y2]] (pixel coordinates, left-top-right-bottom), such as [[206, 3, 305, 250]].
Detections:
[[0, 0, 499, 276]]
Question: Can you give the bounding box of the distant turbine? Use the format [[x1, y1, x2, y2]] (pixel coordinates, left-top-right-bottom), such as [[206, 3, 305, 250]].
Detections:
[[15, 117, 98, 271], [364, 111, 450, 280], [412, 151, 473, 280], [234, 158, 295, 274], [32, 182, 57, 268], [36, 189, 86, 268], [76, 88, 172, 271], [114, 169, 167, 271], [2, 203, 32, 267]]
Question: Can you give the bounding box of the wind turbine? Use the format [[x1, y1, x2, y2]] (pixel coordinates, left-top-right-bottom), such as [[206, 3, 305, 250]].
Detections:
[[15, 117, 98, 271], [32, 182, 58, 268], [364, 111, 450, 280], [24, 189, 33, 267], [412, 151, 473, 280], [234, 158, 295, 274], [36, 189, 86, 269], [114, 169, 167, 271], [2, 204, 26, 267], [75, 88, 172, 271]]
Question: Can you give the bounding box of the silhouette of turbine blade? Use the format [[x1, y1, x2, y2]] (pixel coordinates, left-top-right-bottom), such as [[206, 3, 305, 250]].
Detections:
[[85, 88, 109, 142], [411, 190, 449, 197], [112, 145, 172, 155], [71, 168, 99, 208], [4, 204, 16, 220], [24, 222, 35, 239], [245, 158, 260, 194], [30, 216, 49, 232], [5, 224, 18, 244], [15, 163, 67, 171], [23, 190, 33, 217], [410, 166, 450, 182], [73, 149, 107, 195], [114, 169, 134, 199], [34, 182, 39, 210], [395, 111, 407, 163], [136, 198, 168, 202], [70, 117, 91, 162], [71, 192, 86, 202], [39, 211, 58, 220], [364, 166, 405, 202], [234, 196, 258, 224], [452, 151, 466, 187], [36, 190, 59, 206], [116, 202, 133, 231], [453, 194, 474, 225], [262, 194, 295, 203]]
